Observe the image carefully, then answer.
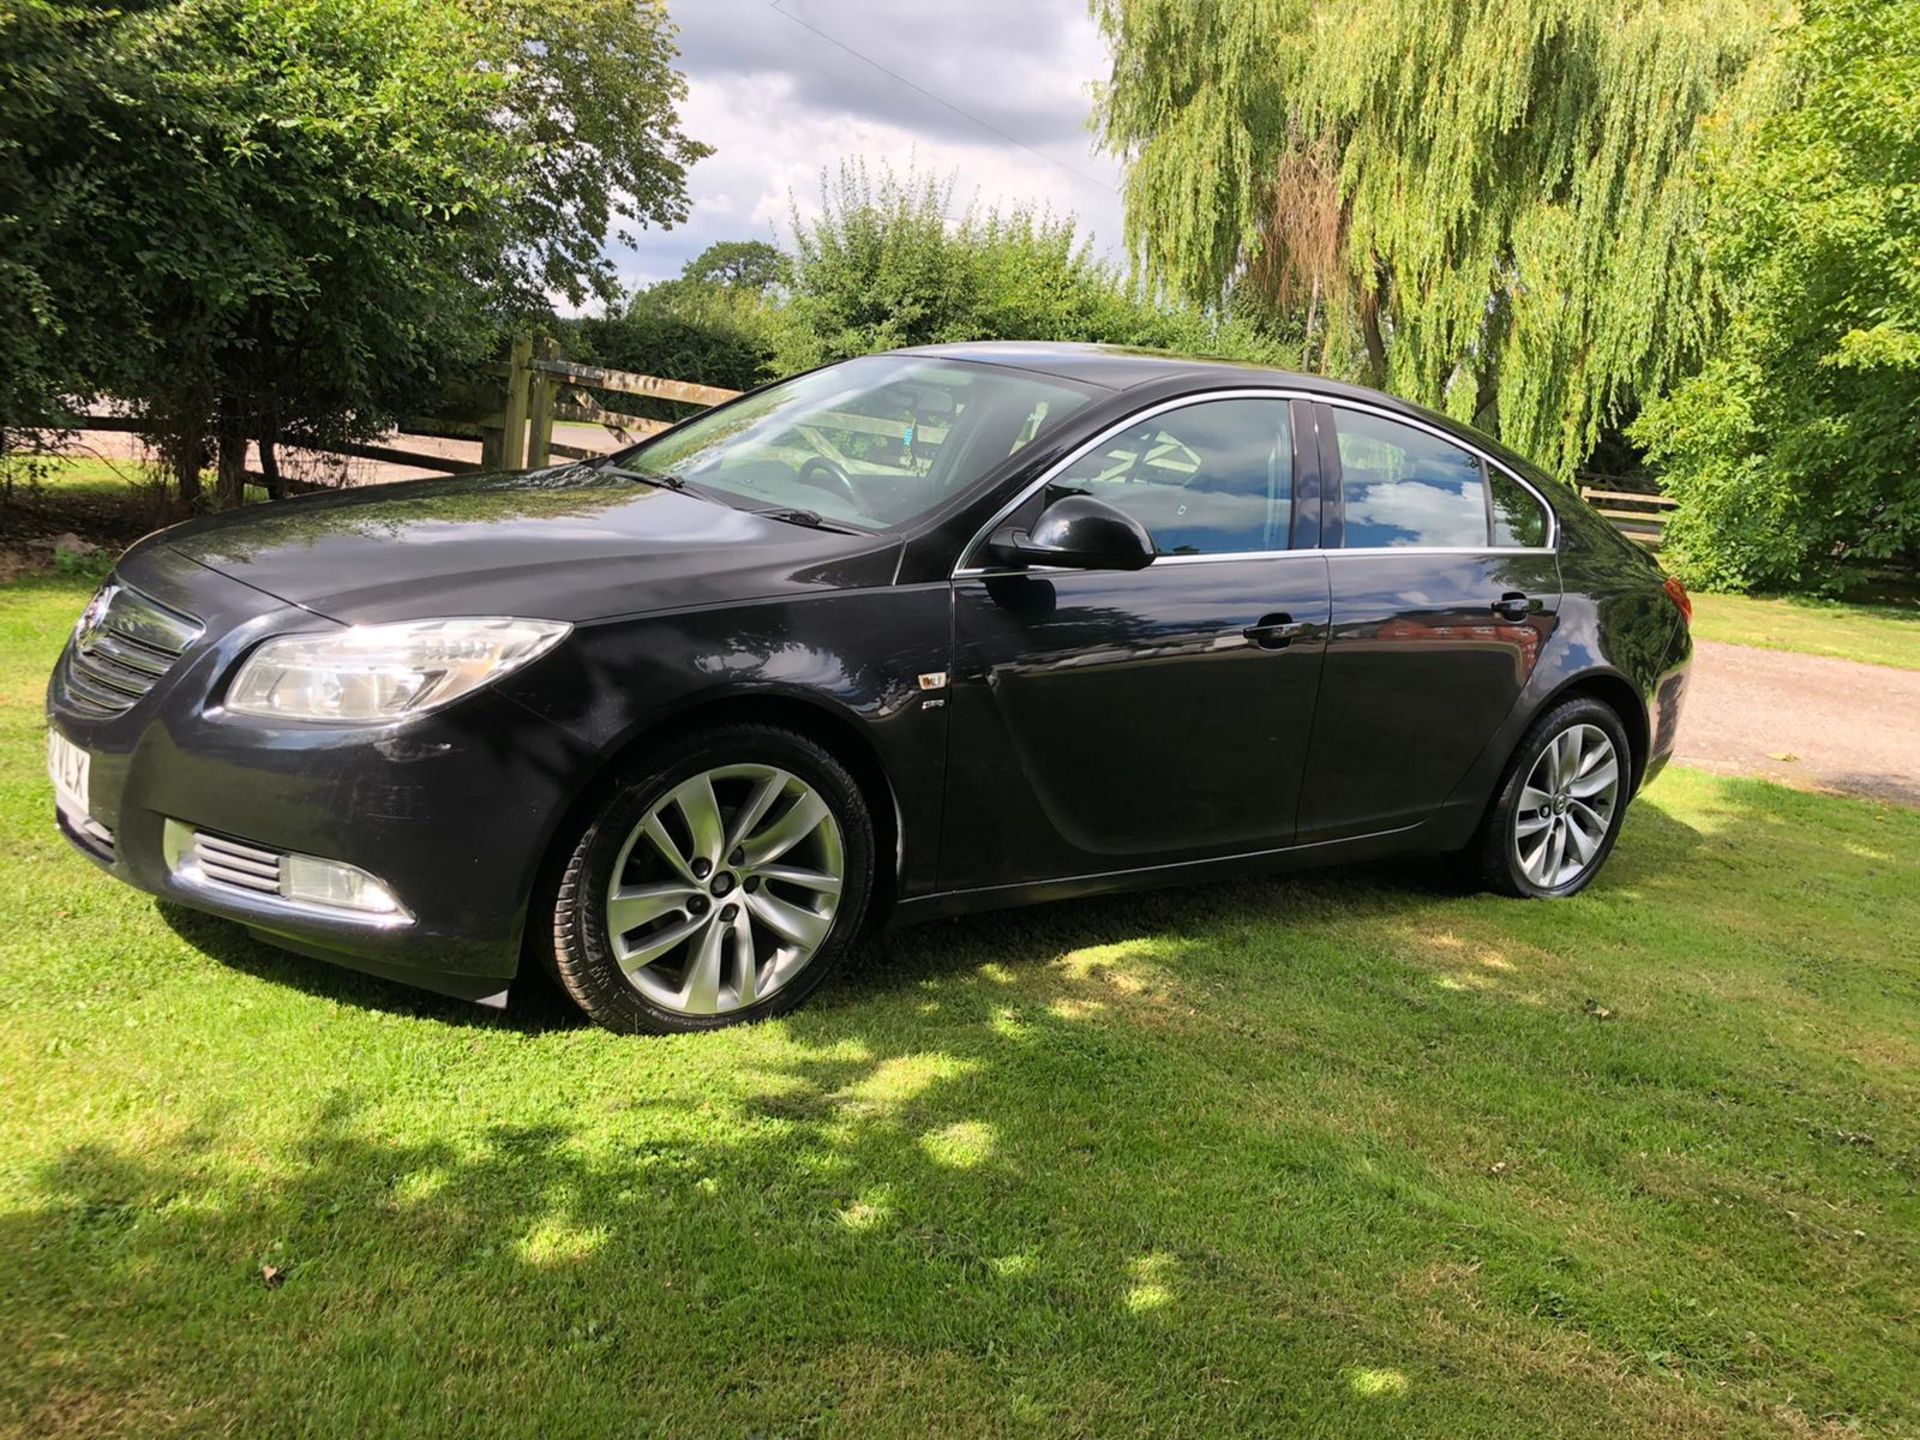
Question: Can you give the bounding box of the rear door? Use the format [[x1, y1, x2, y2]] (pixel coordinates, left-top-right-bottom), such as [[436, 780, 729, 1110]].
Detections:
[[1297, 401, 1561, 841], [939, 394, 1332, 891]]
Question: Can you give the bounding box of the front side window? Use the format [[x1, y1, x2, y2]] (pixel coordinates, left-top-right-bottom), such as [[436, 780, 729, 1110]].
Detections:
[[1334, 409, 1487, 549], [1042, 398, 1296, 556], [624, 356, 1095, 530]]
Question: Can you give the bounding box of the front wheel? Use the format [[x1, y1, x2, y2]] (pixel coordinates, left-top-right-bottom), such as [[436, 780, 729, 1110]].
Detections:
[[549, 724, 874, 1034], [1475, 697, 1631, 898]]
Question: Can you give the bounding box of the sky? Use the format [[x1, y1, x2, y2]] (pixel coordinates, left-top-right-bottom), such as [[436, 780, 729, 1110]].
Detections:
[[610, 0, 1129, 298]]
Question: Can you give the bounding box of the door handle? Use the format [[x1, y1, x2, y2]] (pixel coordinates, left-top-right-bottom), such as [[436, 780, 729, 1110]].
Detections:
[[1491, 592, 1532, 622], [1243, 613, 1310, 650]]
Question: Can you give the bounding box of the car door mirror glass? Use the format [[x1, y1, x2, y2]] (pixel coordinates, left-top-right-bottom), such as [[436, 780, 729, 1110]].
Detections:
[[988, 495, 1156, 571]]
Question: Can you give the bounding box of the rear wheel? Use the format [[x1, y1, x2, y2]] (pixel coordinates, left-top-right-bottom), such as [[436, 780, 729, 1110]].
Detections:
[[550, 725, 874, 1034], [1476, 697, 1631, 898]]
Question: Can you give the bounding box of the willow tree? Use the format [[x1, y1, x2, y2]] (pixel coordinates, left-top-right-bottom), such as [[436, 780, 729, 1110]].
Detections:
[[1091, 0, 1782, 477]]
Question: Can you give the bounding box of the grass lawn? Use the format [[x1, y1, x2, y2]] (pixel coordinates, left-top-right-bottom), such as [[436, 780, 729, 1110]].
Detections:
[[0, 458, 172, 565], [1691, 590, 1920, 671], [3, 572, 1917, 1438], [2, 456, 144, 503]]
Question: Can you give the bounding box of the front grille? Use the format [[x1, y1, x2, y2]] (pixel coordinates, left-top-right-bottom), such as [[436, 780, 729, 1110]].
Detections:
[[59, 583, 202, 717], [188, 830, 284, 895]]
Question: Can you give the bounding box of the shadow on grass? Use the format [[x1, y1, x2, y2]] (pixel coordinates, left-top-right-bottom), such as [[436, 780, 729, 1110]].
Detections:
[[147, 796, 1718, 1054], [27, 795, 1907, 1434], [156, 902, 590, 1036], [156, 820, 1612, 1034]]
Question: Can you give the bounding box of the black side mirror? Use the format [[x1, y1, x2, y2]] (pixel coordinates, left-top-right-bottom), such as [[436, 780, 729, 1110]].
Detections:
[[988, 495, 1156, 572]]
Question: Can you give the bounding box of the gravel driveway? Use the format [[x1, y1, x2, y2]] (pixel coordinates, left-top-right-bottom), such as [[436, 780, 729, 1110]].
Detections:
[[1675, 640, 1920, 806]]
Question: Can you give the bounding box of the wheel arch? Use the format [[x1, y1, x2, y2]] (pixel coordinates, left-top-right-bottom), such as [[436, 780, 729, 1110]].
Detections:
[[522, 690, 905, 975], [1534, 668, 1650, 794]]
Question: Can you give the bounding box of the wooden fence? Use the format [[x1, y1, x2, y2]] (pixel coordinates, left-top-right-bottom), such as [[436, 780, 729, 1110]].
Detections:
[[51, 338, 737, 485], [1577, 482, 1675, 548], [368, 336, 743, 477]]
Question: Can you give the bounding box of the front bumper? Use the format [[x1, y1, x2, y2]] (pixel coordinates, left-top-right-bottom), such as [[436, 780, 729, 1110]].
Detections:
[[47, 548, 591, 1000]]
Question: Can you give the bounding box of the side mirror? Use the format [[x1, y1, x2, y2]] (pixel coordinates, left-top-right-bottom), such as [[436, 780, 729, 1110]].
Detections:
[[988, 495, 1156, 572]]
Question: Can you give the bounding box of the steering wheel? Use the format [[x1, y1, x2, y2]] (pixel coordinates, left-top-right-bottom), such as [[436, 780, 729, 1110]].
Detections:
[[794, 457, 862, 514]]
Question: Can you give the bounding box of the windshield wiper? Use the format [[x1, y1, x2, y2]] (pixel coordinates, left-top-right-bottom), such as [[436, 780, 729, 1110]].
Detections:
[[752, 506, 861, 534], [592, 463, 686, 491]]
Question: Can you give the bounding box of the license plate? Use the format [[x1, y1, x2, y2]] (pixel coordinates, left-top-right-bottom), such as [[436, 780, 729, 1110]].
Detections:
[[47, 729, 90, 819]]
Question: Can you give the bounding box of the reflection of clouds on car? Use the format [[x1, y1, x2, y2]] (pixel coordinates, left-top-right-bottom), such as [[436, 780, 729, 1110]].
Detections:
[[1344, 476, 1486, 548], [758, 642, 853, 692], [1334, 404, 1490, 549], [696, 640, 853, 695]]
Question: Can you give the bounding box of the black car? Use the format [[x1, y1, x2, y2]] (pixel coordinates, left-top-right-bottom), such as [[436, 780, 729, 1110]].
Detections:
[[46, 344, 1692, 1033]]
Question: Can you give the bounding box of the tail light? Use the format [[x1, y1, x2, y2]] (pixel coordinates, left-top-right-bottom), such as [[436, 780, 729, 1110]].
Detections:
[[1663, 576, 1692, 625]]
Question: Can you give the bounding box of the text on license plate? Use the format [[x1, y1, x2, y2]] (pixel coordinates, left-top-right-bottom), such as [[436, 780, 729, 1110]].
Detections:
[[47, 729, 90, 817]]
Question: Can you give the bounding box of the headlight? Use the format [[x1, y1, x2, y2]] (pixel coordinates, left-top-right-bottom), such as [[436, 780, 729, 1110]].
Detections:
[[226, 617, 570, 723]]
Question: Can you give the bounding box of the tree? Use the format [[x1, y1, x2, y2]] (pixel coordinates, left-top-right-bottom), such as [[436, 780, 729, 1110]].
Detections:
[[0, 0, 171, 456], [1631, 0, 1920, 590], [681, 240, 792, 294], [1091, 0, 1781, 478], [561, 242, 793, 427], [0, 0, 706, 504], [775, 162, 1289, 377], [470, 0, 712, 309]]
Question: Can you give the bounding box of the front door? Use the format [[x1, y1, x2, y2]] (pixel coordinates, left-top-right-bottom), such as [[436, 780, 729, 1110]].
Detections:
[[939, 395, 1332, 892]]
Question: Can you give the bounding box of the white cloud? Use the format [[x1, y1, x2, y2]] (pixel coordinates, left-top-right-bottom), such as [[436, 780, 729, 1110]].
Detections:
[[606, 0, 1127, 297]]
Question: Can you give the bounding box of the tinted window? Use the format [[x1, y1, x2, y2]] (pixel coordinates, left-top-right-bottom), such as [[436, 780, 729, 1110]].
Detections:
[[1490, 468, 1550, 548], [1334, 410, 1487, 549], [1044, 399, 1294, 556]]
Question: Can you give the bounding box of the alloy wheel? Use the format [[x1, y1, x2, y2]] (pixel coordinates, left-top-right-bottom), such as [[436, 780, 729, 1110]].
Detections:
[[1512, 723, 1620, 890], [604, 764, 845, 1015]]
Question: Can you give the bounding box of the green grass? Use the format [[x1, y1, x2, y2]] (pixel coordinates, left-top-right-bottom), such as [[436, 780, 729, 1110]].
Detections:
[[2, 456, 147, 504], [1691, 590, 1920, 670], [3, 572, 1918, 1438]]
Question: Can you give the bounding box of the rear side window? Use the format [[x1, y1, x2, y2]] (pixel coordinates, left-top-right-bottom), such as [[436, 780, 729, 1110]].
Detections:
[[1490, 468, 1550, 548], [1044, 398, 1295, 556], [1333, 409, 1487, 549]]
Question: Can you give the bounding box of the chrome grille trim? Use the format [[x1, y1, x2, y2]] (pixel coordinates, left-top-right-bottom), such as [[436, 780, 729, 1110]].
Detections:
[[88, 628, 174, 676], [191, 831, 284, 894], [60, 584, 202, 717]]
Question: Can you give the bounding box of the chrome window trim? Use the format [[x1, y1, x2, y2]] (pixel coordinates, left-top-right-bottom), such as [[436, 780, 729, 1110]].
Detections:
[[1328, 545, 1557, 558], [960, 550, 1331, 578], [950, 386, 1558, 578]]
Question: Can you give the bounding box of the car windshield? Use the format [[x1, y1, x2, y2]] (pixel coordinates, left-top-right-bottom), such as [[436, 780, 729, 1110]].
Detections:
[[613, 355, 1097, 530]]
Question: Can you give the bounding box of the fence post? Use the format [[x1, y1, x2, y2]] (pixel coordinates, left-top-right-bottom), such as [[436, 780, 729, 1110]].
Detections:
[[497, 333, 534, 471], [526, 336, 558, 470]]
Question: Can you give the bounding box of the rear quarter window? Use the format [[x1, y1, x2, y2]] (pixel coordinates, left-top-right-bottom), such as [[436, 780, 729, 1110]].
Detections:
[[1491, 468, 1550, 548]]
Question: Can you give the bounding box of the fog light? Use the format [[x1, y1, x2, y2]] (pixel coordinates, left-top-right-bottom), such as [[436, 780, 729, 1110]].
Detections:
[[282, 854, 403, 915]]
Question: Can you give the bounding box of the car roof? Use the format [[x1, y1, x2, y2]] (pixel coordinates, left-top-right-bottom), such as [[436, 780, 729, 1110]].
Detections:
[[897, 340, 1363, 401], [900, 341, 1563, 488]]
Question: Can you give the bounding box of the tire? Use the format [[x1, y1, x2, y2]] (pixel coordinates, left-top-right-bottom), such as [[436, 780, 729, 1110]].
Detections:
[[1475, 696, 1633, 899], [549, 723, 874, 1034]]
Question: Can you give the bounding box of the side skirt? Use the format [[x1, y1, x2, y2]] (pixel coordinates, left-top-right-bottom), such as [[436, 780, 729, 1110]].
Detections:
[[887, 821, 1431, 925]]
